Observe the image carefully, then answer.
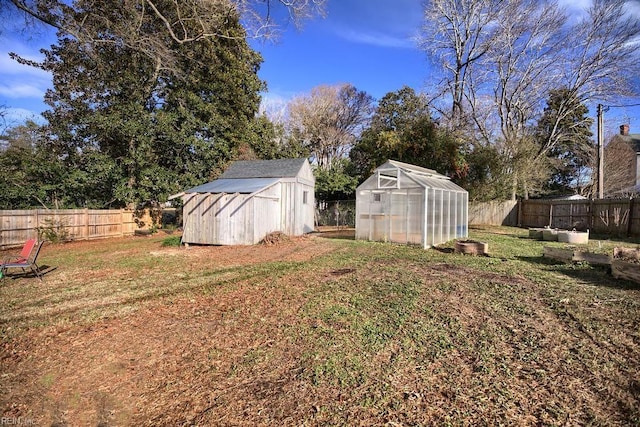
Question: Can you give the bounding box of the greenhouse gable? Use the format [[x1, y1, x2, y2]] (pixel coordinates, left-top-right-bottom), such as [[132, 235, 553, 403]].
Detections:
[[355, 160, 468, 248]]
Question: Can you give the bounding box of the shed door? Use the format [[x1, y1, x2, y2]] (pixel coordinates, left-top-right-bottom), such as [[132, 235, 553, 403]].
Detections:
[[253, 196, 280, 243]]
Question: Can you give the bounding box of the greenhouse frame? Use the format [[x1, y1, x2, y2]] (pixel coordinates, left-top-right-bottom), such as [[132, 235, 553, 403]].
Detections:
[[355, 160, 468, 248]]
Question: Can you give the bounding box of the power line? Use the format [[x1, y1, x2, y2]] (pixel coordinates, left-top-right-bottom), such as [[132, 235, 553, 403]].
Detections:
[[605, 103, 640, 108]]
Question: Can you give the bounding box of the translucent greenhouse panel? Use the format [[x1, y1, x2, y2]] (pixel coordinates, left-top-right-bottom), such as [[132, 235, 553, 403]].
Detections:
[[443, 191, 451, 243], [365, 191, 387, 242], [356, 191, 373, 240], [455, 192, 468, 238], [369, 192, 386, 215], [463, 192, 469, 237], [451, 192, 458, 240], [390, 191, 406, 243], [407, 191, 424, 245], [425, 189, 434, 247], [433, 189, 444, 245]]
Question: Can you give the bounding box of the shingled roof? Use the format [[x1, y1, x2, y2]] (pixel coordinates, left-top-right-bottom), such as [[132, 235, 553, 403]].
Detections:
[[615, 124, 640, 152], [220, 158, 307, 179], [619, 134, 640, 152]]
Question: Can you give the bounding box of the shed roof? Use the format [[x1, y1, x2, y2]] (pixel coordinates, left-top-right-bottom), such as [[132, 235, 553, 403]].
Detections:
[[220, 158, 308, 179], [184, 178, 279, 194]]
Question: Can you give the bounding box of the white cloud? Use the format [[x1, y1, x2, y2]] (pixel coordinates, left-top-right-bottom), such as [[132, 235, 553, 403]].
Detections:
[[557, 0, 592, 11], [325, 0, 422, 48], [0, 37, 52, 115], [0, 52, 48, 77], [334, 28, 418, 49], [0, 83, 47, 98], [624, 0, 640, 17]]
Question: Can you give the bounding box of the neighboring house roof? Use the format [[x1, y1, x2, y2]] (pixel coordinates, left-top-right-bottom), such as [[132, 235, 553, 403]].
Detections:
[[220, 158, 307, 179], [551, 194, 588, 200], [184, 178, 279, 194], [618, 134, 640, 152]]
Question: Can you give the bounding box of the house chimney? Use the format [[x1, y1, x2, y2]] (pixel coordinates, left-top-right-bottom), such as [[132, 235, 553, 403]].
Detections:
[[620, 124, 630, 136]]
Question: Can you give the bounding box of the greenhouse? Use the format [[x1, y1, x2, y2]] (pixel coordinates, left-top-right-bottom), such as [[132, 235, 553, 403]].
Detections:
[[355, 160, 468, 248]]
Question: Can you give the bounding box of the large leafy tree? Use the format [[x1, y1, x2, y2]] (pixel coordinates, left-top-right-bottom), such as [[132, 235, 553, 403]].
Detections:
[[0, 120, 70, 209], [36, 0, 264, 207], [2, 0, 326, 209], [351, 86, 467, 184], [242, 114, 309, 161]]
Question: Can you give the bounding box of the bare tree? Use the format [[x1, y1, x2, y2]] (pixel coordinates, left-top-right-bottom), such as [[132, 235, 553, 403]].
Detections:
[[421, 0, 502, 130], [287, 84, 374, 170], [421, 0, 640, 199]]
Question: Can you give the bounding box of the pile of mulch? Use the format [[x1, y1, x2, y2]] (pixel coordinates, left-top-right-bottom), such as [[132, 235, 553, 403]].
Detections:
[[259, 232, 290, 246]]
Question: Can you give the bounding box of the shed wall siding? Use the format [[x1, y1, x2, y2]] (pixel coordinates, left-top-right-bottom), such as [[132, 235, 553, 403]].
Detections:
[[182, 192, 258, 245], [277, 181, 315, 235]]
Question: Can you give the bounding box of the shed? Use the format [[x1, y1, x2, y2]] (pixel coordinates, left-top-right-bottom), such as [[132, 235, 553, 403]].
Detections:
[[175, 158, 315, 245], [355, 160, 468, 248]]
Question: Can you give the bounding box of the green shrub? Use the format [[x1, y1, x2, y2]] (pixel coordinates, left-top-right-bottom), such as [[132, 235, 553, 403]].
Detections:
[[37, 218, 72, 243]]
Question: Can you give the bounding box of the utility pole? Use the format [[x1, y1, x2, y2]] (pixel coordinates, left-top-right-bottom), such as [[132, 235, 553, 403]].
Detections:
[[597, 104, 604, 199]]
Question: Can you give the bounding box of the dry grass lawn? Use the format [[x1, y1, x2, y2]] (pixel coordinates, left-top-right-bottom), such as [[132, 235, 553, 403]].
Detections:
[[1, 227, 639, 426]]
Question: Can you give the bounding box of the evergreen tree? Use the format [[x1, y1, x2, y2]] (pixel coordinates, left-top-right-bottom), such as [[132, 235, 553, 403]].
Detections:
[[351, 87, 467, 183], [536, 88, 594, 195]]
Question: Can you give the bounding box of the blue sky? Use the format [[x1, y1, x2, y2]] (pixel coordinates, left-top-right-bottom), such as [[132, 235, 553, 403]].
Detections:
[[0, 0, 638, 136]]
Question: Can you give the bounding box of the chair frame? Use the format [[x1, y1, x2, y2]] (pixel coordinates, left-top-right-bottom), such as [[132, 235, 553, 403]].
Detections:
[[4, 239, 37, 264], [1, 240, 45, 280]]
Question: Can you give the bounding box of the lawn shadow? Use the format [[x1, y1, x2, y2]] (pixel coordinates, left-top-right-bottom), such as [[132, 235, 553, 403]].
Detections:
[[314, 228, 355, 240], [516, 255, 640, 290], [433, 247, 455, 254], [2, 265, 57, 281]]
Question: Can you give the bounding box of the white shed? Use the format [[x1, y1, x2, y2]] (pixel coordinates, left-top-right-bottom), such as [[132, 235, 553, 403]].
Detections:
[[356, 160, 468, 248], [176, 158, 315, 245]]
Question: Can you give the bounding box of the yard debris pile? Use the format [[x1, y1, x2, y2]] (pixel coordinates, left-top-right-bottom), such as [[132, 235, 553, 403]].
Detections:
[[259, 231, 290, 245]]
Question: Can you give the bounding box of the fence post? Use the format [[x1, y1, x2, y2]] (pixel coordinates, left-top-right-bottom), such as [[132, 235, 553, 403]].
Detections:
[[35, 209, 40, 239], [84, 208, 89, 240], [628, 198, 635, 237]]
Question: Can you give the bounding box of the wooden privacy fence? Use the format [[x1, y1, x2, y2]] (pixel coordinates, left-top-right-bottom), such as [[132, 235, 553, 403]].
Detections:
[[468, 200, 519, 226], [0, 209, 152, 249], [520, 199, 640, 236]]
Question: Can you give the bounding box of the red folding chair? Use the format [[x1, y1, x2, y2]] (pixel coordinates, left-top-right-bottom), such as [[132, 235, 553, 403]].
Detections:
[[1, 239, 44, 280]]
